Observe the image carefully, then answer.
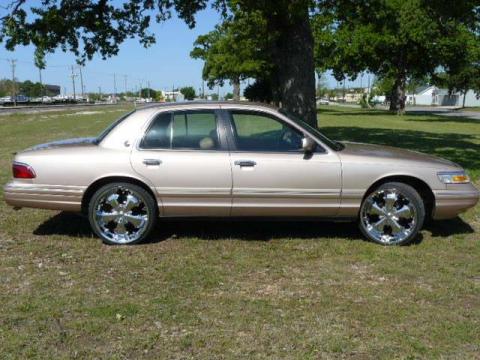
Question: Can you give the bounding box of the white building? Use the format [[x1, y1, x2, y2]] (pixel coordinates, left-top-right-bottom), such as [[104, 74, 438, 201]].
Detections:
[[407, 86, 480, 107], [163, 90, 184, 102]]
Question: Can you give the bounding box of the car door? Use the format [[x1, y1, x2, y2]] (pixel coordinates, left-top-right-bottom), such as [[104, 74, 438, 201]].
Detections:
[[130, 108, 232, 216], [226, 109, 342, 216]]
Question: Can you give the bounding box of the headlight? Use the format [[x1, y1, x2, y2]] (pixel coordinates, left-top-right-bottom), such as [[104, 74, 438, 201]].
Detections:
[[437, 171, 470, 184]]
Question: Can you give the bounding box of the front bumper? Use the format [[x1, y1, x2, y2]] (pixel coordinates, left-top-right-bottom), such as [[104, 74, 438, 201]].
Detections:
[[4, 181, 85, 212], [433, 183, 479, 220]]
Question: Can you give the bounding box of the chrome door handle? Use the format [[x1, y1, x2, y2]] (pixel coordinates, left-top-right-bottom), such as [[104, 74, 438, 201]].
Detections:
[[143, 159, 162, 166], [234, 160, 256, 167]]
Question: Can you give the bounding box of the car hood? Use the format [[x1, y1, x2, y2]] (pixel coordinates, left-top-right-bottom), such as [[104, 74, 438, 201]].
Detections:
[[23, 137, 97, 152], [338, 141, 460, 169]]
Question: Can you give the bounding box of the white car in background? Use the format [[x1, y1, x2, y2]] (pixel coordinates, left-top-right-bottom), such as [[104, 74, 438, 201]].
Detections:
[[317, 98, 330, 106]]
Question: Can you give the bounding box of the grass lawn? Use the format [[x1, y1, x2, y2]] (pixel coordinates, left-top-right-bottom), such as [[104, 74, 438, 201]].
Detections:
[[0, 105, 479, 359]]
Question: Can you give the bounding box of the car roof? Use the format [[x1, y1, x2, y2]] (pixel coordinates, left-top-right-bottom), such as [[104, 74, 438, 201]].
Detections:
[[137, 101, 280, 113]]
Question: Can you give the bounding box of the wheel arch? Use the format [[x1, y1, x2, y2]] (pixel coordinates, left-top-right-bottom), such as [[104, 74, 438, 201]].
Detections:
[[362, 175, 435, 220], [81, 176, 158, 215]]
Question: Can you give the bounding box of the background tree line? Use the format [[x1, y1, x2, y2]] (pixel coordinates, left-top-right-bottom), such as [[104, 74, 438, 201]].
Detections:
[[1, 1, 479, 124], [0, 79, 57, 98]]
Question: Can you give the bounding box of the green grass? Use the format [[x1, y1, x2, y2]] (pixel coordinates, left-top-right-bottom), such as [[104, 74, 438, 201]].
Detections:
[[0, 105, 479, 359]]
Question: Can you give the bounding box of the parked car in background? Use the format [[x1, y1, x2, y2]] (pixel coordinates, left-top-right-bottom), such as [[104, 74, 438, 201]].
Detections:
[[4, 102, 479, 246], [15, 95, 30, 103], [316, 98, 330, 106], [0, 96, 11, 104]]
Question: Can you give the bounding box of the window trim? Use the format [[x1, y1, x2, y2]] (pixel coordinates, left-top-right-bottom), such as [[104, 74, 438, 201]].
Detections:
[[224, 109, 327, 154], [137, 109, 229, 152]]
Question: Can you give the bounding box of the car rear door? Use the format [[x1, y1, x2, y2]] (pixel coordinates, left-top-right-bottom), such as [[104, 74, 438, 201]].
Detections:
[[130, 108, 232, 216], [225, 109, 342, 216]]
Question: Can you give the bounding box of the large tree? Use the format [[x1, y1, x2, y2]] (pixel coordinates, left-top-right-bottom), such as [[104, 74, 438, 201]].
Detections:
[[179, 86, 196, 100], [190, 9, 270, 101], [315, 0, 479, 113], [0, 0, 319, 126], [434, 25, 480, 108]]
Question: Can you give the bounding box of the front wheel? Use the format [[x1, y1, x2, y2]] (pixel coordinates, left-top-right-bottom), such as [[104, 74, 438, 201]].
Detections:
[[88, 182, 157, 245], [359, 182, 425, 245]]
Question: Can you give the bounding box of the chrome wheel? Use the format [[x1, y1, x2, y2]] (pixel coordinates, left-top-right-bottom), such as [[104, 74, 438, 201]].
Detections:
[[361, 188, 417, 245], [93, 186, 150, 244]]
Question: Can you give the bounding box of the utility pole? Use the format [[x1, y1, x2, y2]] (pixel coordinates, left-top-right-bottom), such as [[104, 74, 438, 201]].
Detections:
[[202, 80, 205, 99], [367, 73, 371, 95], [79, 66, 85, 99], [9, 59, 17, 106], [172, 84, 175, 102], [147, 81, 151, 99], [124, 75, 128, 94], [113, 73, 117, 103], [98, 86, 102, 101], [37, 66, 45, 98], [70, 65, 77, 101]]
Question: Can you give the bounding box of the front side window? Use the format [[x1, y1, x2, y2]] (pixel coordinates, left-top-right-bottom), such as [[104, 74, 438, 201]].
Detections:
[[140, 110, 219, 150], [230, 111, 304, 152]]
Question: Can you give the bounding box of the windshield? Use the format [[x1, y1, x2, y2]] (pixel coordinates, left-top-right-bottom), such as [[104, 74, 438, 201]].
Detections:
[[279, 109, 344, 151], [94, 110, 136, 145]]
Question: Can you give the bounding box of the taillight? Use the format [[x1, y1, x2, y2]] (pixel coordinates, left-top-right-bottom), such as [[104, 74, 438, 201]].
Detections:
[[12, 162, 36, 179]]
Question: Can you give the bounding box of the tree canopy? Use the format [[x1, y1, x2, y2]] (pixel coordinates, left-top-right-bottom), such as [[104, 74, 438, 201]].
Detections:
[[179, 86, 196, 100], [0, 0, 319, 125], [433, 23, 480, 107], [190, 8, 270, 101], [1, 0, 479, 120], [314, 0, 480, 112]]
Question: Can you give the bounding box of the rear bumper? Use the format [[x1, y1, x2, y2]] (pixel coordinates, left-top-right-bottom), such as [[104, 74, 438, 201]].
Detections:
[[4, 181, 84, 211], [433, 184, 479, 220]]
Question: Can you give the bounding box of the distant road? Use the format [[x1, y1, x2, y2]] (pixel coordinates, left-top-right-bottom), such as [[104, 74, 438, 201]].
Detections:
[[0, 102, 158, 116], [328, 102, 480, 120]]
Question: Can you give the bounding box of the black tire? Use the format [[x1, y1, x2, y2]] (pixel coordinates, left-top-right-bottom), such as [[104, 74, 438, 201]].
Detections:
[[88, 182, 157, 245], [359, 182, 425, 246]]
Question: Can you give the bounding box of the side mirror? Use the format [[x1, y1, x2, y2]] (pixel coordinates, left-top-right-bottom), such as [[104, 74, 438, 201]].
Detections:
[[302, 137, 316, 153]]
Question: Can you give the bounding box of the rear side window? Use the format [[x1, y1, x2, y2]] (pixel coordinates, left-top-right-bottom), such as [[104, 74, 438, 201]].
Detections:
[[140, 110, 219, 150], [140, 112, 171, 149]]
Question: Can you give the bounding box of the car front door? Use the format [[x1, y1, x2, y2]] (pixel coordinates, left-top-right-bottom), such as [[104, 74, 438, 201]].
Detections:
[[131, 108, 232, 216], [226, 109, 342, 216]]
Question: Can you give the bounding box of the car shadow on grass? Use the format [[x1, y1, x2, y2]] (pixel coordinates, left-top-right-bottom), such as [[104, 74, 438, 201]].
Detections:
[[33, 212, 474, 245]]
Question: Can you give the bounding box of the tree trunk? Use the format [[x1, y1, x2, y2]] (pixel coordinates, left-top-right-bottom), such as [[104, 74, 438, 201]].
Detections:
[[389, 74, 407, 115], [462, 89, 467, 108], [232, 78, 241, 101], [272, 10, 317, 127]]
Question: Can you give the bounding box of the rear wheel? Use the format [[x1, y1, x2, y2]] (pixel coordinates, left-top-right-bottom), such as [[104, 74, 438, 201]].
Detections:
[[88, 182, 157, 245], [359, 182, 425, 245]]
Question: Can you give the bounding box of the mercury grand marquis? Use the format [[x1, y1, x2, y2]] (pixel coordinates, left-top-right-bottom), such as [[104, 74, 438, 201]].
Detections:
[[4, 102, 479, 245]]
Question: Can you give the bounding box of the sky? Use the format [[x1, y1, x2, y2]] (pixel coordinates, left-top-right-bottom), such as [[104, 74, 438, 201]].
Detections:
[[0, 4, 369, 96]]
